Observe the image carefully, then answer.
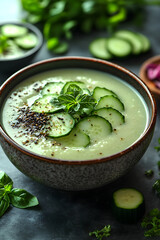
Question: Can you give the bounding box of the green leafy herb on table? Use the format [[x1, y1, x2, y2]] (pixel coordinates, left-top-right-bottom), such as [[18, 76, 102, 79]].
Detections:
[[153, 179, 160, 197], [155, 138, 160, 152], [145, 169, 154, 177], [21, 0, 160, 54], [89, 225, 111, 240], [0, 171, 39, 217], [141, 208, 160, 237]]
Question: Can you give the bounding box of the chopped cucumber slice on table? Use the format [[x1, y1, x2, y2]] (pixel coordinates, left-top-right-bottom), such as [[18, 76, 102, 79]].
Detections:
[[31, 94, 63, 113], [112, 188, 145, 223], [56, 128, 90, 148], [114, 30, 143, 55], [106, 37, 132, 58], [47, 112, 75, 138], [76, 115, 112, 145], [41, 82, 64, 95], [95, 95, 124, 112], [138, 33, 151, 52], [93, 107, 125, 128], [1, 24, 28, 38], [15, 33, 38, 49], [89, 38, 113, 60], [93, 86, 117, 100]]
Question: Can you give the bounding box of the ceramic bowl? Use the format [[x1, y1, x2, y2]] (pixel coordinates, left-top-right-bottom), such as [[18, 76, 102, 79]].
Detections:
[[140, 55, 160, 98], [0, 57, 157, 191], [0, 21, 43, 73]]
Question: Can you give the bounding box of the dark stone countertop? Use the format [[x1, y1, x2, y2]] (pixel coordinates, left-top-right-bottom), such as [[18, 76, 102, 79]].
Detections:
[[0, 1, 160, 240]]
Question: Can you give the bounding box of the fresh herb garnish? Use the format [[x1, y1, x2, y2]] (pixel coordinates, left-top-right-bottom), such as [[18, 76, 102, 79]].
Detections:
[[89, 225, 111, 240], [0, 171, 39, 217], [0, 34, 9, 54], [52, 83, 96, 117], [153, 179, 160, 197], [141, 208, 160, 237], [155, 138, 160, 152], [145, 169, 154, 177]]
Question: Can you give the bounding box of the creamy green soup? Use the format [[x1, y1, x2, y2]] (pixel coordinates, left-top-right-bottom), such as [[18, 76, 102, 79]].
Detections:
[[2, 69, 148, 161]]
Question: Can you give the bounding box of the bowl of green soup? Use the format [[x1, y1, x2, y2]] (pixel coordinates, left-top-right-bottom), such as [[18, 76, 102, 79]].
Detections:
[[0, 22, 43, 72], [0, 57, 157, 190]]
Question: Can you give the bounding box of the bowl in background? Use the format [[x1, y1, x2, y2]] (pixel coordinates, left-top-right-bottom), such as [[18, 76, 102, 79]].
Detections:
[[0, 57, 157, 190], [0, 21, 43, 73], [140, 55, 160, 98]]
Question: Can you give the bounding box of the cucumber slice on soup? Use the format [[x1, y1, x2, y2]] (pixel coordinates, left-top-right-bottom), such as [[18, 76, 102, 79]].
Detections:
[[56, 128, 90, 148], [31, 94, 63, 113], [95, 95, 124, 112], [47, 112, 75, 138], [76, 115, 112, 145], [41, 82, 64, 95], [93, 107, 125, 128], [92, 86, 117, 101], [61, 81, 86, 94]]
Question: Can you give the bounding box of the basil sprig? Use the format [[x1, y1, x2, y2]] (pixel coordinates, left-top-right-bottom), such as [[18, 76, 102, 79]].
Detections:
[[52, 83, 96, 117], [0, 171, 39, 217]]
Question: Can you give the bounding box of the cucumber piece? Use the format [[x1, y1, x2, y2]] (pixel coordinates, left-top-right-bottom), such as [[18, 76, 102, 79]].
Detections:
[[61, 81, 86, 94], [89, 38, 113, 60], [47, 112, 75, 138], [56, 128, 90, 148], [41, 82, 64, 95], [95, 95, 124, 112], [112, 188, 145, 223], [106, 37, 132, 58], [31, 94, 63, 113], [114, 30, 143, 55], [76, 115, 112, 145], [137, 33, 151, 52], [0, 40, 24, 59], [15, 33, 38, 49], [93, 107, 125, 128], [1, 24, 28, 38], [92, 86, 117, 101]]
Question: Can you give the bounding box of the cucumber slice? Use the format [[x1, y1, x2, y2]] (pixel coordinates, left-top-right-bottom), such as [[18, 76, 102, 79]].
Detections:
[[31, 94, 63, 113], [76, 115, 112, 145], [1, 24, 28, 38], [89, 38, 113, 60], [114, 30, 143, 55], [92, 86, 117, 101], [56, 128, 90, 147], [61, 81, 86, 94], [0, 40, 24, 59], [47, 112, 75, 138], [41, 82, 64, 95], [95, 95, 124, 112], [93, 107, 125, 128], [15, 33, 38, 49], [112, 188, 145, 223], [106, 37, 132, 58], [137, 33, 151, 52]]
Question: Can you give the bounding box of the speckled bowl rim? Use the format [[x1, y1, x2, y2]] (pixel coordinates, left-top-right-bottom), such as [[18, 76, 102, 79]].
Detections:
[[0, 21, 43, 61], [0, 56, 157, 165]]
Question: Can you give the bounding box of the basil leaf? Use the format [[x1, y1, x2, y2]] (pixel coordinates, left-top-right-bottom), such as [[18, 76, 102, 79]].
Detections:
[[66, 84, 82, 97], [0, 171, 13, 189], [9, 188, 39, 208], [0, 194, 10, 217]]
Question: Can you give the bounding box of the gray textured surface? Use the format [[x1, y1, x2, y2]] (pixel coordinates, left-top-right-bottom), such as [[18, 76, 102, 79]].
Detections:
[[0, 1, 160, 240]]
